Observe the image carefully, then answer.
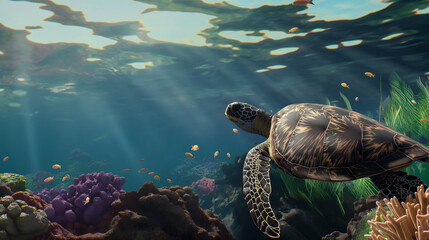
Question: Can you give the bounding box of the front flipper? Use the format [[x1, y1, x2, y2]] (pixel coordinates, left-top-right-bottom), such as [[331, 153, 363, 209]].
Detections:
[[243, 141, 280, 238], [370, 171, 427, 202]]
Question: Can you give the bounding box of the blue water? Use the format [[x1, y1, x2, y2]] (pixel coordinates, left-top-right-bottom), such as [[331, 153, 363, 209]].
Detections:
[[0, 0, 428, 215]]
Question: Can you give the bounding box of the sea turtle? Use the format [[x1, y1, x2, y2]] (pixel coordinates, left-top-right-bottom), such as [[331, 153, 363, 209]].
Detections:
[[225, 102, 429, 238]]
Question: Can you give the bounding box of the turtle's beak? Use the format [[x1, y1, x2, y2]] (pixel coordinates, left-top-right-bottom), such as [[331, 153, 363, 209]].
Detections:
[[225, 104, 239, 123]]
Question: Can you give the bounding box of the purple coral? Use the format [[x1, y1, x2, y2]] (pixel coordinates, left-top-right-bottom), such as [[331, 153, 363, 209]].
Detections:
[[190, 177, 217, 196], [35, 172, 125, 226]]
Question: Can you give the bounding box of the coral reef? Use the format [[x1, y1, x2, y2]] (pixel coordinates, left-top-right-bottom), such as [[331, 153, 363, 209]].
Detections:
[[0, 173, 26, 193], [365, 185, 429, 240], [34, 172, 125, 228], [36, 182, 233, 240], [191, 177, 217, 196], [0, 195, 50, 240]]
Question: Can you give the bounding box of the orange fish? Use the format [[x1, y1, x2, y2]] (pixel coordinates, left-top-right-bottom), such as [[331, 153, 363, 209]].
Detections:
[[138, 168, 148, 173], [52, 164, 61, 169], [139, 158, 146, 162], [62, 174, 70, 181], [412, 100, 417, 104], [191, 145, 199, 151], [233, 128, 239, 134], [2, 156, 8, 162], [185, 152, 195, 159], [167, 178, 172, 183], [420, 118, 429, 122], [227, 153, 231, 158], [214, 151, 219, 157], [44, 177, 54, 183], [154, 175, 160, 180], [148, 172, 155, 175], [355, 97, 359, 102], [288, 27, 299, 33], [292, 0, 314, 6], [123, 169, 132, 172], [237, 158, 242, 164], [365, 72, 375, 78], [83, 197, 90, 205]]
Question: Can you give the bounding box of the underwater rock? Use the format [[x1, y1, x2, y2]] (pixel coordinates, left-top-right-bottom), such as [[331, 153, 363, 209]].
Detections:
[[34, 172, 125, 229], [0, 181, 13, 197], [322, 192, 384, 240], [0, 173, 26, 193], [0, 195, 50, 240], [110, 182, 233, 240], [12, 192, 49, 210], [215, 154, 245, 188]]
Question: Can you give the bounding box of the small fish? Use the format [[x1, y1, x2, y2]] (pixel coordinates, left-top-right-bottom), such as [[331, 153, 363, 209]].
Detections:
[[288, 27, 299, 33], [44, 177, 54, 183], [83, 197, 90, 205], [2, 156, 8, 162], [214, 151, 219, 157], [52, 164, 61, 169], [148, 172, 155, 175], [412, 100, 417, 104], [355, 97, 358, 102], [185, 152, 195, 159], [123, 169, 132, 172], [191, 145, 199, 151], [420, 118, 429, 122], [237, 158, 242, 164], [341, 83, 350, 88], [365, 72, 375, 78], [167, 178, 172, 183], [227, 153, 231, 158], [233, 128, 240, 133], [62, 174, 70, 181], [139, 158, 146, 162], [292, 0, 314, 6], [154, 175, 160, 180], [138, 168, 148, 173]]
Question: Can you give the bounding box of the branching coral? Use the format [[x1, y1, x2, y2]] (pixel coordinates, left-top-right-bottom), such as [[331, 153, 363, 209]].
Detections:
[[365, 185, 429, 240]]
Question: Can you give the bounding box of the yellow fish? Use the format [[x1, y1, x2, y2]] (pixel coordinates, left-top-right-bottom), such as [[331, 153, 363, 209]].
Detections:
[[52, 164, 61, 169], [83, 197, 90, 205], [62, 174, 70, 182], [233, 128, 240, 134], [341, 83, 350, 88], [214, 151, 219, 157], [185, 152, 195, 159], [288, 27, 299, 33], [44, 177, 54, 183], [191, 145, 199, 151], [365, 72, 375, 78]]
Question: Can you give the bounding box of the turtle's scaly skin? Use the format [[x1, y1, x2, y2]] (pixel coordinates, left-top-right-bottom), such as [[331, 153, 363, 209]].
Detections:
[[269, 103, 429, 181]]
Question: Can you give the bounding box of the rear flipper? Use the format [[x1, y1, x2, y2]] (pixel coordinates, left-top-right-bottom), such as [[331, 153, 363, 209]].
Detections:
[[370, 171, 427, 202]]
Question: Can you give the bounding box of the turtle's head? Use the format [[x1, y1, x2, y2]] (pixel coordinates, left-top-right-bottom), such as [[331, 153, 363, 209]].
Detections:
[[225, 102, 272, 138]]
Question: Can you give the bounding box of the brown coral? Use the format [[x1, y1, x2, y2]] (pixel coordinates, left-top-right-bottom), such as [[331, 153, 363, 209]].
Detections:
[[365, 185, 429, 240], [36, 182, 233, 240], [12, 192, 48, 210]]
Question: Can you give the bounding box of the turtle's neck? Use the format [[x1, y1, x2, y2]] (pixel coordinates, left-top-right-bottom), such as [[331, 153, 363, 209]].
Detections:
[[253, 110, 272, 138]]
